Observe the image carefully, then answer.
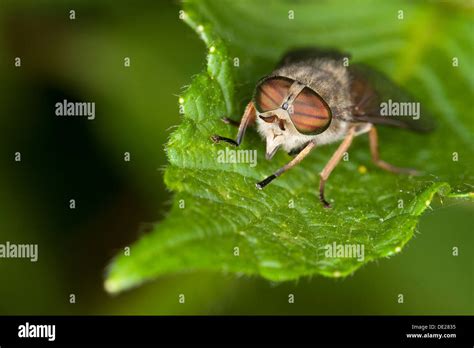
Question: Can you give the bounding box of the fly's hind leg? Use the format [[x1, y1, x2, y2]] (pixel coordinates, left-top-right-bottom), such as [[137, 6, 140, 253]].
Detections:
[[211, 102, 256, 146], [369, 126, 420, 175]]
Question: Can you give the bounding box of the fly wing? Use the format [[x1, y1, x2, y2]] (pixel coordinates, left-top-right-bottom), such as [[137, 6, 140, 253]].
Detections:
[[349, 64, 436, 133]]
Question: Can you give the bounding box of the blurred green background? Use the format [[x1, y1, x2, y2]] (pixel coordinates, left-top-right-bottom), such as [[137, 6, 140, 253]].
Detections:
[[0, 0, 472, 315]]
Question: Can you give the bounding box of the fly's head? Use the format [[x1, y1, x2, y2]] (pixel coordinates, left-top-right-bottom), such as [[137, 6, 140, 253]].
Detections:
[[253, 76, 332, 159]]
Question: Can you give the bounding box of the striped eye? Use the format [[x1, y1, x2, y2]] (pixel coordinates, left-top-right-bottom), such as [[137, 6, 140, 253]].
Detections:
[[254, 76, 294, 112], [289, 87, 332, 135]]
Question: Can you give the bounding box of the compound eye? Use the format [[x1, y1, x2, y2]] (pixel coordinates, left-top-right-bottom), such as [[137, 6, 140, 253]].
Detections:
[[289, 87, 332, 135], [254, 76, 294, 112]]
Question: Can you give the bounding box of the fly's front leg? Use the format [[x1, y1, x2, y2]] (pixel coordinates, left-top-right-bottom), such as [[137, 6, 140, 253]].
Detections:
[[211, 102, 256, 146], [369, 126, 420, 175], [256, 141, 317, 189], [319, 127, 356, 208]]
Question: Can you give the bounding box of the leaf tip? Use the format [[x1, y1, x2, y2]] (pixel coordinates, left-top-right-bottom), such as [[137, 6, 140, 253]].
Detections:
[[104, 266, 140, 295], [103, 278, 121, 295]]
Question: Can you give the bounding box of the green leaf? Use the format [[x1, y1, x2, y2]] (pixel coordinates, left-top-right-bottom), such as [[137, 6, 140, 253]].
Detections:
[[104, 0, 473, 293]]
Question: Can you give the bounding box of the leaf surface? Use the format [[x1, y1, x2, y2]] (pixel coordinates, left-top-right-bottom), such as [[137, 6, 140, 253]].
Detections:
[[105, 0, 473, 293]]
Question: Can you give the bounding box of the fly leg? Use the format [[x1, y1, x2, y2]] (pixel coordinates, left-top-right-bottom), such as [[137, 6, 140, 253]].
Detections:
[[256, 141, 317, 189], [369, 126, 420, 175], [319, 127, 356, 208], [211, 102, 256, 146]]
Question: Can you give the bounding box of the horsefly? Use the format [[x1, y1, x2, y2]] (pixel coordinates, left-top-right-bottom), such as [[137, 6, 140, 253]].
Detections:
[[211, 48, 434, 207]]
